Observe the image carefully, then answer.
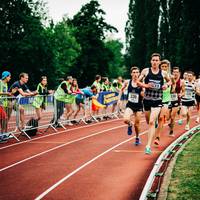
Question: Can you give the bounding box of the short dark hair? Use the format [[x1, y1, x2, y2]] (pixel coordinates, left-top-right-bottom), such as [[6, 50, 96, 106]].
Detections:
[[19, 72, 28, 79], [172, 66, 180, 71], [95, 75, 101, 80], [151, 53, 161, 60], [91, 85, 97, 90], [40, 76, 47, 82], [65, 76, 73, 81], [187, 71, 194, 75], [130, 66, 139, 73]]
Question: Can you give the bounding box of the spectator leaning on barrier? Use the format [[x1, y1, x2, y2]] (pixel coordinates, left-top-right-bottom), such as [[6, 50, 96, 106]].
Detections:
[[74, 85, 97, 123], [0, 71, 13, 142], [9, 72, 38, 129], [32, 76, 54, 121], [71, 78, 84, 122], [53, 76, 74, 127], [63, 76, 75, 125]]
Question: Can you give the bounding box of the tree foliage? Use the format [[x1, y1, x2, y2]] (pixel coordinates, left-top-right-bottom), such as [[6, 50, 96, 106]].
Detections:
[[126, 0, 200, 75], [69, 0, 118, 86], [104, 39, 126, 78]]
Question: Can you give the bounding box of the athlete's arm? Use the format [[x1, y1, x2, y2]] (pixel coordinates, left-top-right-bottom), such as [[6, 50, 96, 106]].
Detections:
[[137, 68, 152, 88], [118, 81, 128, 100], [180, 79, 185, 97], [162, 71, 172, 90]]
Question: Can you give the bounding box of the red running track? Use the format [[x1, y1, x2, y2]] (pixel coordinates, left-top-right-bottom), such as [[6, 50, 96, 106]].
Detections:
[[0, 112, 198, 200]]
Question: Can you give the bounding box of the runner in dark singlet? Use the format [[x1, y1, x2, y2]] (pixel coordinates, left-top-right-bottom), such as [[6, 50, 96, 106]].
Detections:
[[121, 66, 143, 145], [137, 53, 171, 154], [168, 67, 183, 136]]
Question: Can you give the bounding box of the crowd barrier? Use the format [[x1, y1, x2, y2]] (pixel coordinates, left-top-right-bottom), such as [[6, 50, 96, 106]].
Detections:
[[0, 91, 126, 142]]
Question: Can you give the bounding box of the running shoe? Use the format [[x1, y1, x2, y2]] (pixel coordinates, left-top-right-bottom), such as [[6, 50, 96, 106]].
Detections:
[[0, 135, 8, 143], [169, 130, 175, 137], [185, 124, 190, 131], [155, 120, 158, 128], [178, 119, 183, 125], [135, 137, 141, 145], [127, 125, 132, 135], [145, 147, 152, 155], [196, 117, 199, 123], [154, 137, 160, 146]]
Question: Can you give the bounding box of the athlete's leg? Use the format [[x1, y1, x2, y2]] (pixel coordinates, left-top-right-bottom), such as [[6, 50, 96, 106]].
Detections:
[[146, 107, 161, 149], [123, 107, 133, 135], [169, 106, 179, 136], [134, 111, 142, 138]]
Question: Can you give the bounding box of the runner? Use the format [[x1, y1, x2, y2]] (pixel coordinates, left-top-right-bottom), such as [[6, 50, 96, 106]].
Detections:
[[121, 66, 143, 145], [177, 71, 189, 125], [168, 67, 183, 136], [137, 53, 171, 154], [195, 74, 200, 123], [181, 71, 195, 130], [154, 59, 172, 145]]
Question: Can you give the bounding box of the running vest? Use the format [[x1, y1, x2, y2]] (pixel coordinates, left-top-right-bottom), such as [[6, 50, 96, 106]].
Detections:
[[127, 80, 143, 105], [144, 68, 164, 101], [162, 79, 171, 103], [181, 80, 195, 102], [171, 78, 181, 102]]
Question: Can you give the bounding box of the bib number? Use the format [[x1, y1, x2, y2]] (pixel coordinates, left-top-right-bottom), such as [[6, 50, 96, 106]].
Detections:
[[128, 93, 139, 103], [185, 91, 193, 99], [171, 93, 178, 101]]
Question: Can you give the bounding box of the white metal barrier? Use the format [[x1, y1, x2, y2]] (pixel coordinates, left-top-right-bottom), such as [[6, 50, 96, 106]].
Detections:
[[0, 92, 123, 142]]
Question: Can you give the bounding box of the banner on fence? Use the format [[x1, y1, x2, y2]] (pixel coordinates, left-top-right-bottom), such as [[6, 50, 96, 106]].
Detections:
[[97, 91, 119, 106]]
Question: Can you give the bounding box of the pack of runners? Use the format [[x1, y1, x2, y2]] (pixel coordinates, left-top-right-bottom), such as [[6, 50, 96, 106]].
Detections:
[[121, 53, 200, 155]]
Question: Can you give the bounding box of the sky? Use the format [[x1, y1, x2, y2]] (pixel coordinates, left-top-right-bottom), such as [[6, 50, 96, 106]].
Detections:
[[46, 0, 129, 44]]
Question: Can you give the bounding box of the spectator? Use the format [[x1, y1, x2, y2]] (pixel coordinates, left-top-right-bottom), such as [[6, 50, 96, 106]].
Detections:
[[9, 72, 37, 129], [0, 71, 12, 142], [32, 76, 53, 120], [53, 76, 74, 127]]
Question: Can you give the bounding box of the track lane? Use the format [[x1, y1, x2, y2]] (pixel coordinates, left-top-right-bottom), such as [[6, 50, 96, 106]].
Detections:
[[0, 113, 198, 200]]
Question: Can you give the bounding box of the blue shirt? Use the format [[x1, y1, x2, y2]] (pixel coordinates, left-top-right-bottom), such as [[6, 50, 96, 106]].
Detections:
[[76, 87, 94, 99]]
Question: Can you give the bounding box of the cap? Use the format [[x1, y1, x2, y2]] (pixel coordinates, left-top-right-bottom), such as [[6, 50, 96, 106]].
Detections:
[[2, 71, 11, 80]]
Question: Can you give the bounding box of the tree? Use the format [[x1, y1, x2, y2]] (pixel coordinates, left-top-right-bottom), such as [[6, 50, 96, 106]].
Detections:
[[125, 0, 146, 69], [104, 39, 125, 78], [51, 19, 81, 78], [69, 0, 117, 86], [0, 0, 55, 88], [158, 0, 170, 58]]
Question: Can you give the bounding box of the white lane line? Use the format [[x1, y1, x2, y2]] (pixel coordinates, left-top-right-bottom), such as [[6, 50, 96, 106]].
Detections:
[[114, 150, 163, 153], [34, 130, 147, 200], [0, 118, 124, 150], [34, 115, 198, 200], [0, 125, 126, 172]]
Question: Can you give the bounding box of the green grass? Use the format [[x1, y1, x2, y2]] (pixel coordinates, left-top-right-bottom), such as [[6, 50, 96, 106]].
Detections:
[[167, 132, 200, 200]]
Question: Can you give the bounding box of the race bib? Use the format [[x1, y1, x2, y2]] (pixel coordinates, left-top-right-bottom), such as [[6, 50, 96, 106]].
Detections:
[[171, 93, 178, 101], [128, 93, 139, 103], [185, 91, 193, 99], [149, 81, 161, 90]]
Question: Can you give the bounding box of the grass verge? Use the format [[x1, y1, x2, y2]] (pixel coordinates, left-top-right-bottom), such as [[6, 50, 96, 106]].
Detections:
[[167, 132, 200, 200]]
